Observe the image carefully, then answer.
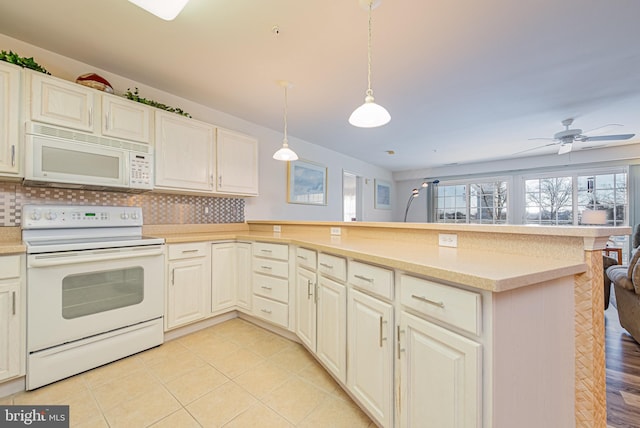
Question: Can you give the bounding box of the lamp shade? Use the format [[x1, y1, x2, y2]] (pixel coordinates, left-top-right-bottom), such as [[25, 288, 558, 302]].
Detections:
[[128, 0, 189, 20], [349, 95, 391, 128], [581, 209, 607, 225], [273, 143, 298, 161]]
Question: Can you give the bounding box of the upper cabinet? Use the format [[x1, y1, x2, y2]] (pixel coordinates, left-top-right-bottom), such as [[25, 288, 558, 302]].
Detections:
[[27, 71, 152, 143], [101, 93, 151, 143], [216, 128, 258, 196], [0, 61, 21, 177], [154, 110, 215, 193]]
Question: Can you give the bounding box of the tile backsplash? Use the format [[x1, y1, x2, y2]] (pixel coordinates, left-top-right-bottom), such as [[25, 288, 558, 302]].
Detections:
[[0, 182, 245, 226]]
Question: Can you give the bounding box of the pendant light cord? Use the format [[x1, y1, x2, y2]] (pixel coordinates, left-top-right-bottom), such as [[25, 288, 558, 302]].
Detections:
[[283, 85, 288, 144], [366, 1, 373, 97]]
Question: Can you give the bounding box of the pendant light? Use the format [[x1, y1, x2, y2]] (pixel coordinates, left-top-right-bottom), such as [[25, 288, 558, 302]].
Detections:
[[349, 0, 390, 128], [128, 0, 190, 21], [273, 81, 299, 161]]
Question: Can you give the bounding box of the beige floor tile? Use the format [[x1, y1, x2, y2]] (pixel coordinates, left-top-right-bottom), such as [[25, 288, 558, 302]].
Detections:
[[81, 355, 145, 388], [298, 360, 341, 394], [187, 381, 257, 427], [244, 333, 296, 358], [147, 350, 207, 383], [194, 338, 243, 364], [227, 325, 273, 345], [0, 395, 12, 405], [297, 395, 373, 428], [103, 386, 181, 428], [209, 318, 255, 338], [178, 328, 219, 350], [164, 364, 229, 405], [14, 375, 88, 405], [224, 402, 293, 428], [234, 361, 293, 399], [262, 377, 329, 424], [138, 339, 190, 366], [268, 343, 316, 374], [91, 368, 161, 411], [72, 415, 109, 428], [211, 347, 265, 378], [65, 391, 103, 426], [149, 409, 201, 428]]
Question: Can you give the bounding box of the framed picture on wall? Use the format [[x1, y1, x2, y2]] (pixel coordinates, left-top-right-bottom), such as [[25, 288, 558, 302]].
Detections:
[[287, 159, 328, 205], [375, 179, 391, 210]]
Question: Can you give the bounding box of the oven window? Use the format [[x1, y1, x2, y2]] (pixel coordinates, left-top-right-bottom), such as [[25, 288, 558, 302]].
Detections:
[[62, 267, 144, 319]]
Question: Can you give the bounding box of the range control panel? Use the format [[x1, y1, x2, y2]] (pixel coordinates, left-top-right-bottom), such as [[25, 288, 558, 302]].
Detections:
[[22, 205, 144, 229]]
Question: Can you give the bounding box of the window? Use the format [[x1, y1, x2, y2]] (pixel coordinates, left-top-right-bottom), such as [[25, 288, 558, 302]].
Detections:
[[525, 176, 573, 225], [435, 180, 508, 224]]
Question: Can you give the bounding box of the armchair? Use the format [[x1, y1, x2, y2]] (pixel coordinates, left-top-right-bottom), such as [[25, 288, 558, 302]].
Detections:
[[606, 249, 640, 343]]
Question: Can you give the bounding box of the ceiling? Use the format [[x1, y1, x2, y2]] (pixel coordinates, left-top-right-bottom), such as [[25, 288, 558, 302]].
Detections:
[[1, 0, 640, 172]]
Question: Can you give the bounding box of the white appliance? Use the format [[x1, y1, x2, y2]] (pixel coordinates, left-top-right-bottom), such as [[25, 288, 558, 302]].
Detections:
[[24, 122, 153, 192], [23, 204, 165, 390]]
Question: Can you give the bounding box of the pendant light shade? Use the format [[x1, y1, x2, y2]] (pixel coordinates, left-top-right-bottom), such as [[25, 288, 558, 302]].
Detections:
[[128, 0, 190, 20], [273, 81, 299, 161], [350, 0, 390, 128]]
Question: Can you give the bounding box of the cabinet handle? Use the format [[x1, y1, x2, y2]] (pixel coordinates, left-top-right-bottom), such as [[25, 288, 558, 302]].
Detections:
[[11, 145, 15, 167], [181, 249, 199, 253], [12, 291, 16, 315], [397, 325, 405, 358], [307, 279, 312, 299], [218, 175, 222, 187], [411, 294, 445, 308], [379, 316, 387, 347], [260, 265, 272, 270], [105, 111, 110, 130], [260, 308, 272, 314], [319, 262, 333, 269], [260, 249, 273, 253], [171, 268, 175, 285], [261, 285, 272, 290], [88, 107, 93, 126], [354, 274, 374, 283], [297, 255, 307, 260]]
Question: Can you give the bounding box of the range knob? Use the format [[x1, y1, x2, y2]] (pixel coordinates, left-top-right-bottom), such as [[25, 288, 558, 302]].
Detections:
[[45, 211, 57, 221], [120, 213, 129, 220], [30, 209, 42, 221], [131, 212, 139, 220]]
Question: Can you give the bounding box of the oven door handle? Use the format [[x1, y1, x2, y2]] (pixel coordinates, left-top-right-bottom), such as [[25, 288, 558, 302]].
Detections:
[[28, 246, 164, 268]]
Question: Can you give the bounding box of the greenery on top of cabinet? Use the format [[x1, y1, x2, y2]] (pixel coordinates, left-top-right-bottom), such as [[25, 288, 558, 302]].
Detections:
[[0, 50, 50, 74], [124, 87, 191, 118]]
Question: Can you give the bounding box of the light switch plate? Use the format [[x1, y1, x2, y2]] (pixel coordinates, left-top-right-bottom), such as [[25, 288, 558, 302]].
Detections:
[[439, 233, 458, 247], [330, 227, 341, 236]]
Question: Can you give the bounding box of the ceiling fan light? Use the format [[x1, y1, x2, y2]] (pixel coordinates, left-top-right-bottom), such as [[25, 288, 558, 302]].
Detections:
[[273, 141, 298, 161], [349, 95, 391, 128], [558, 143, 573, 155], [128, 0, 190, 20]]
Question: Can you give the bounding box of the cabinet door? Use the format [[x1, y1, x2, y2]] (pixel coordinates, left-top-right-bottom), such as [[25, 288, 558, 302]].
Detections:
[[166, 257, 210, 330], [155, 111, 215, 192], [29, 72, 97, 133], [102, 94, 151, 143], [0, 62, 20, 175], [236, 243, 252, 310], [347, 288, 393, 428], [316, 276, 346, 383], [0, 283, 21, 381], [400, 311, 482, 428], [211, 242, 237, 312], [216, 128, 258, 195], [295, 267, 316, 352]]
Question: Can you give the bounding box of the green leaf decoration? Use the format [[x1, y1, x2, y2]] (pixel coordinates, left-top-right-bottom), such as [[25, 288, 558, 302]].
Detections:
[[123, 88, 191, 118], [0, 50, 50, 74]]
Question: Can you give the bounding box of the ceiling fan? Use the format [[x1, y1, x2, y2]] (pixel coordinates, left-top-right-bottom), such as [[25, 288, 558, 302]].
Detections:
[[521, 118, 635, 155]]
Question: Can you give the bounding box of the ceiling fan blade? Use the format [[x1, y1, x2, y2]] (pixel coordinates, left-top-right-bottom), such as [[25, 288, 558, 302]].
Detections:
[[558, 143, 573, 155], [513, 142, 557, 155], [582, 124, 623, 135], [527, 137, 555, 141], [582, 133, 635, 142]]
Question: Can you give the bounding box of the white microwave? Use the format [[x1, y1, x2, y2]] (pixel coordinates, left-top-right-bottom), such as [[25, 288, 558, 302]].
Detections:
[[24, 123, 153, 192]]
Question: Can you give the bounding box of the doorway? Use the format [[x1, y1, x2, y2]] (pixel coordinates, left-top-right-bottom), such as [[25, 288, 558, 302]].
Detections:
[[343, 171, 362, 221]]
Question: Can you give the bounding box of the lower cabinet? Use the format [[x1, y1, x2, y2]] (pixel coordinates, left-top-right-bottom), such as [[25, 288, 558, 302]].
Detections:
[[235, 242, 252, 311], [0, 271, 21, 381], [347, 288, 394, 428], [316, 275, 346, 383], [295, 265, 316, 351], [165, 243, 211, 330], [399, 311, 482, 428], [211, 242, 237, 313]]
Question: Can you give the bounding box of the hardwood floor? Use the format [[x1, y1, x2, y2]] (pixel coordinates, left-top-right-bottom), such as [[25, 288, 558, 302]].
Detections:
[[606, 304, 640, 427]]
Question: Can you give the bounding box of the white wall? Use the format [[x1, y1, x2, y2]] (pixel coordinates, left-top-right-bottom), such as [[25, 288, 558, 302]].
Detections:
[[0, 33, 393, 222]]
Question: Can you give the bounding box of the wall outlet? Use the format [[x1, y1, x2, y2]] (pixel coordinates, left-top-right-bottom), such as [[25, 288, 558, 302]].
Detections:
[[438, 233, 458, 247], [273, 225, 282, 233], [330, 227, 341, 236], [204, 206, 210, 214]]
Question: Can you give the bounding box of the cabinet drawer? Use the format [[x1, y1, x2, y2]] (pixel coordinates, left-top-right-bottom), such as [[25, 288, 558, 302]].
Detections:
[[253, 258, 289, 278], [0, 255, 20, 279], [253, 295, 288, 328], [253, 242, 289, 261], [349, 260, 393, 300], [253, 273, 289, 303], [318, 253, 347, 282], [168, 243, 209, 260], [296, 247, 317, 271], [400, 275, 482, 336]]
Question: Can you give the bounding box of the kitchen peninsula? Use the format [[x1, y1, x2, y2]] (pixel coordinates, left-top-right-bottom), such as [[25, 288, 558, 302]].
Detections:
[[143, 220, 621, 428]]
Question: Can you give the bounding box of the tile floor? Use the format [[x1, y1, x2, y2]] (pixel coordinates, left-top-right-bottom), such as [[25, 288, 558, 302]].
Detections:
[[1, 318, 375, 427]]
